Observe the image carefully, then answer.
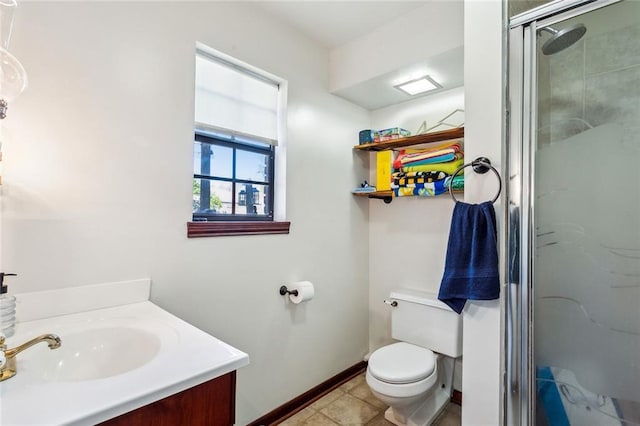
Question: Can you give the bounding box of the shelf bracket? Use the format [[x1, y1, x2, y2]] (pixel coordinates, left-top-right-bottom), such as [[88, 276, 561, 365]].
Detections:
[[368, 194, 393, 204]]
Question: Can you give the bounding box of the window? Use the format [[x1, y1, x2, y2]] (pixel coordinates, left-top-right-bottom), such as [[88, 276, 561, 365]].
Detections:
[[193, 132, 274, 221], [188, 45, 289, 237]]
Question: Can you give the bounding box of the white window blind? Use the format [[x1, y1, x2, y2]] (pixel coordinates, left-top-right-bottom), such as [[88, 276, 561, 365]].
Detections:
[[195, 52, 279, 145]]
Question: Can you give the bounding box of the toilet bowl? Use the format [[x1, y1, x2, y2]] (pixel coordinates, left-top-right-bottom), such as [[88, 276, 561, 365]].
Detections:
[[366, 342, 446, 426], [366, 290, 462, 426]]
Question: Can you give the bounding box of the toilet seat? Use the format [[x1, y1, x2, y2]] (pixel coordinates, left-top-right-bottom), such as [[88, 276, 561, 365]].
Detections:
[[366, 364, 438, 399], [368, 342, 435, 384]]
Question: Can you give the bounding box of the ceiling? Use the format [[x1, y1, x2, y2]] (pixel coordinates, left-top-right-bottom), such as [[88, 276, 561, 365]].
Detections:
[[255, 1, 463, 110], [255, 1, 428, 49], [333, 47, 464, 110]]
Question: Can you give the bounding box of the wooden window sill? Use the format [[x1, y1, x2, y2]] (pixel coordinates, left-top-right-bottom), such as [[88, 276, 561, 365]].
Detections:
[[187, 221, 290, 238]]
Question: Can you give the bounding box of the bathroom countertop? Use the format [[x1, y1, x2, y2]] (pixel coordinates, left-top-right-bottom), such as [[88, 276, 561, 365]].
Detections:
[[0, 300, 250, 426]]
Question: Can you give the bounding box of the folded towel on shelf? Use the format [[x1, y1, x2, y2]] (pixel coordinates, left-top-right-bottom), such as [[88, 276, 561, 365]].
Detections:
[[392, 178, 448, 197], [401, 156, 464, 175], [445, 175, 465, 191], [395, 153, 457, 168], [401, 142, 462, 155], [393, 171, 447, 186], [393, 145, 462, 169], [438, 201, 500, 314], [392, 171, 445, 179]]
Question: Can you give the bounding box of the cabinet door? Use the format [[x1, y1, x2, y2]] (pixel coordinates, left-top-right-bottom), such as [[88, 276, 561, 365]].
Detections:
[[99, 371, 236, 426]]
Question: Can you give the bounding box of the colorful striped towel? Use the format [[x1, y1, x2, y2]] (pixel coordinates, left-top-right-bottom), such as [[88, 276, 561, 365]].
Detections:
[[445, 175, 465, 191], [393, 144, 462, 169], [396, 153, 457, 167], [393, 178, 449, 197], [392, 171, 444, 179], [392, 171, 447, 187], [401, 156, 464, 175]]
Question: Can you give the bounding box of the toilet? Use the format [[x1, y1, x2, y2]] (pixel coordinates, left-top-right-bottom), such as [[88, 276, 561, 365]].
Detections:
[[366, 289, 462, 426]]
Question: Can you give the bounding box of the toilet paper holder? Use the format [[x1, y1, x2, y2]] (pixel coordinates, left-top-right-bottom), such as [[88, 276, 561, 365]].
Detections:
[[279, 286, 298, 297]]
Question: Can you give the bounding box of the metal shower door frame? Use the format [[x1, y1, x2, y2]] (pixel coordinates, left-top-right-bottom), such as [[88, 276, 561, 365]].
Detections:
[[505, 1, 623, 425]]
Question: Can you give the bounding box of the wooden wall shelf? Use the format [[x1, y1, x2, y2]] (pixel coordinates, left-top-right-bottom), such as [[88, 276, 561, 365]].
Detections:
[[353, 127, 464, 152], [353, 189, 463, 204], [352, 190, 462, 198], [352, 127, 465, 203], [352, 190, 393, 198]]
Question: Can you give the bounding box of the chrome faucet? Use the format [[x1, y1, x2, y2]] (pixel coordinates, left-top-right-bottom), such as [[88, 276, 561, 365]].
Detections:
[[0, 333, 62, 381]]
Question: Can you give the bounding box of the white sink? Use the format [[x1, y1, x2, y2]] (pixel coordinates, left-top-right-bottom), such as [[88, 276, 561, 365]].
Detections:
[[29, 327, 161, 382], [2, 280, 249, 426]]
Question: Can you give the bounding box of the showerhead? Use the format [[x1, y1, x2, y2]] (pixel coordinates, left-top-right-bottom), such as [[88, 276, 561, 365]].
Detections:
[[538, 23, 587, 55]]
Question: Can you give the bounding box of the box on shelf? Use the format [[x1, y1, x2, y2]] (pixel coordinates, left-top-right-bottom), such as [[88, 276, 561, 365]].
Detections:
[[376, 151, 393, 191], [359, 129, 379, 145], [376, 127, 410, 142]]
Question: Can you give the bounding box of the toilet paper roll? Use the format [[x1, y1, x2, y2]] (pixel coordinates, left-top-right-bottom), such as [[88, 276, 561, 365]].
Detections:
[[289, 281, 314, 304]]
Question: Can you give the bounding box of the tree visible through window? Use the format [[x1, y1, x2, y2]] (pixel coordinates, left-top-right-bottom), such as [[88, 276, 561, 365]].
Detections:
[[192, 133, 274, 221]]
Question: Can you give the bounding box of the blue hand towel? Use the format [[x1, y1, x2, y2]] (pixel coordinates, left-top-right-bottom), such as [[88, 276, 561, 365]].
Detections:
[[438, 201, 500, 314]]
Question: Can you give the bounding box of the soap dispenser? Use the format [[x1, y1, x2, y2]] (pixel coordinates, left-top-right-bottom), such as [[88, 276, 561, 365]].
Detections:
[[0, 273, 17, 337]]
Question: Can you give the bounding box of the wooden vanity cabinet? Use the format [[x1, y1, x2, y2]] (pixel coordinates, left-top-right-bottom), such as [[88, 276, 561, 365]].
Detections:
[[98, 371, 236, 426]]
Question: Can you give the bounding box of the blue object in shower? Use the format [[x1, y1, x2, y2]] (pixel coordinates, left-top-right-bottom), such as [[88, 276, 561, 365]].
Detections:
[[537, 366, 570, 426]]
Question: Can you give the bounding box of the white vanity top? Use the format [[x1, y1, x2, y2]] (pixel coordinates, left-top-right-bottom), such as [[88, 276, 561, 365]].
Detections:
[[0, 279, 250, 426]]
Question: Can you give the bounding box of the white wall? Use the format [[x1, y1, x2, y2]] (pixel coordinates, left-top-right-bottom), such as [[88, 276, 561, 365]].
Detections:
[[368, 87, 465, 391], [462, 0, 504, 424], [6, 3, 370, 423], [370, 88, 465, 134], [367, 87, 464, 351], [366, 2, 505, 420]]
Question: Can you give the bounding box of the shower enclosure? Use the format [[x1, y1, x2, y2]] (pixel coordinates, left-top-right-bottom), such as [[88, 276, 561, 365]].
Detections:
[[507, 0, 640, 424]]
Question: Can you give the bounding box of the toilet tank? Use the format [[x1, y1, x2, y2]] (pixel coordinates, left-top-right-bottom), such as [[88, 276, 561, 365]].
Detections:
[[390, 289, 462, 357]]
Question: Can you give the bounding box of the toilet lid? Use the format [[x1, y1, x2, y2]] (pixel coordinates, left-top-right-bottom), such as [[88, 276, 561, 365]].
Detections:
[[368, 342, 435, 384]]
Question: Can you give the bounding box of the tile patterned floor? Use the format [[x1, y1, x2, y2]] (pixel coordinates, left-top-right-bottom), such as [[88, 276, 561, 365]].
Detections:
[[276, 372, 461, 426]]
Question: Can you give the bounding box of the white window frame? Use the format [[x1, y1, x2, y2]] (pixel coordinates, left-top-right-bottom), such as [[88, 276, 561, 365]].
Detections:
[[188, 43, 288, 237]]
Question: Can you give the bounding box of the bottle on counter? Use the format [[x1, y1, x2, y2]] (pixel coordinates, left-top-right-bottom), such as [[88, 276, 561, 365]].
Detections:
[[0, 273, 17, 337]]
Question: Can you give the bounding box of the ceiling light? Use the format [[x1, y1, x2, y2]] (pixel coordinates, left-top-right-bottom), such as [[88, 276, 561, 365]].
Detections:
[[394, 75, 441, 96]]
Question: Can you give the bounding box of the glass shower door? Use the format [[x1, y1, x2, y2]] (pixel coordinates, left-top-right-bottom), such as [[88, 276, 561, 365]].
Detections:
[[508, 0, 640, 425]]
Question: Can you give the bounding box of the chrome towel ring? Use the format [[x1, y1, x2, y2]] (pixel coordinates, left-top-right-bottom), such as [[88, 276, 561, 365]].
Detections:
[[449, 157, 502, 203]]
